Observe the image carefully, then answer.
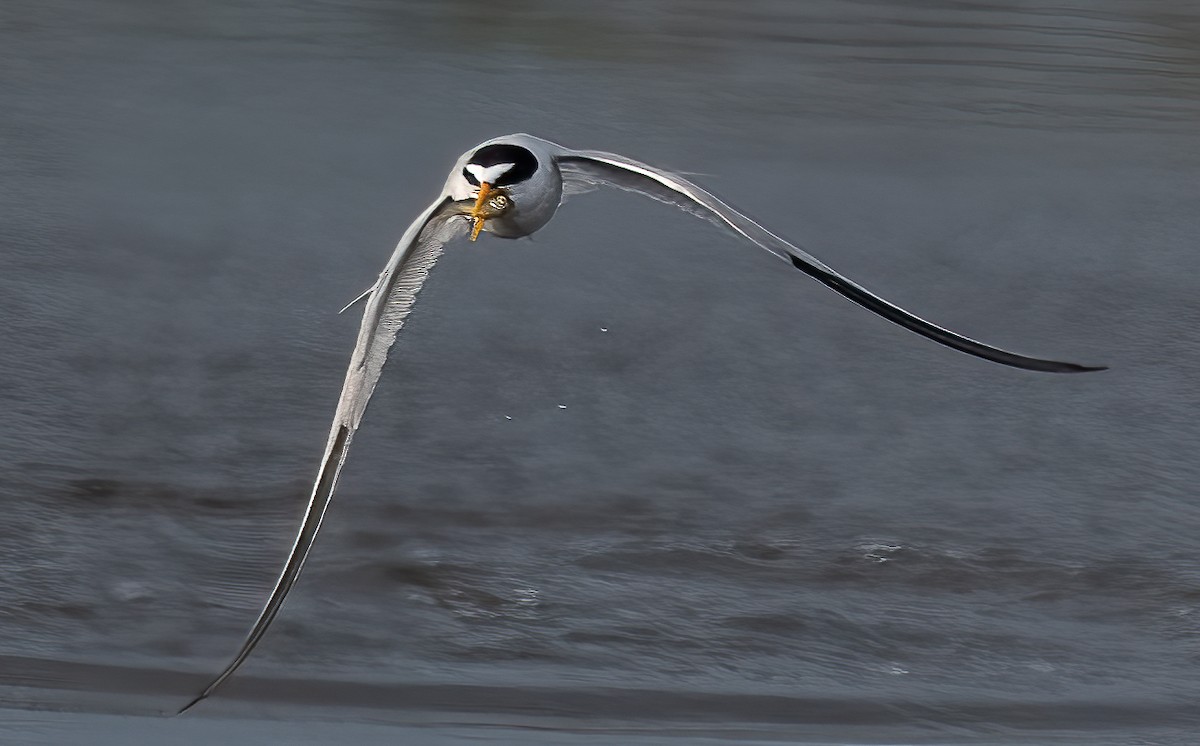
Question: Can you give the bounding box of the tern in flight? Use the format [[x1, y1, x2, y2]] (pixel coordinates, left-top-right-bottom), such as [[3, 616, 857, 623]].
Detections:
[[179, 133, 1104, 712]]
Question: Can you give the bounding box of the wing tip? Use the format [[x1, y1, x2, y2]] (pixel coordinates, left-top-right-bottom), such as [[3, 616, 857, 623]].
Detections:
[[176, 692, 208, 715], [787, 253, 1108, 375], [1056, 362, 1108, 374]]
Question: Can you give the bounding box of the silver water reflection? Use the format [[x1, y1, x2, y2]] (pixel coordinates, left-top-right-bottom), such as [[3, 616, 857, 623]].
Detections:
[[2, 1, 1199, 743]]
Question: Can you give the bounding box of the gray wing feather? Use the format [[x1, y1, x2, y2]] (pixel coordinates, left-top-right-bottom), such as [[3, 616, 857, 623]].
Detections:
[[179, 196, 467, 714], [556, 151, 1103, 374]]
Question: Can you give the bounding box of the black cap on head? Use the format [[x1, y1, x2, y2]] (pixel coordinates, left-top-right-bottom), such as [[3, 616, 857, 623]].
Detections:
[[463, 144, 538, 187]]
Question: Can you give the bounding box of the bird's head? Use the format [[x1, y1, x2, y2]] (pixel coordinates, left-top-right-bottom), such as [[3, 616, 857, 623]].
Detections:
[[458, 143, 539, 240]]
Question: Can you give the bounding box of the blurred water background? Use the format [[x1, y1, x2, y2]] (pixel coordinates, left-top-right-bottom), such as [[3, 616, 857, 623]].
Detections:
[[2, 1, 1199, 743]]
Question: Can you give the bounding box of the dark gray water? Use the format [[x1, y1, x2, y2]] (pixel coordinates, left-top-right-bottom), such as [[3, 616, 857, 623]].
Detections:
[[3, 1, 1200, 743]]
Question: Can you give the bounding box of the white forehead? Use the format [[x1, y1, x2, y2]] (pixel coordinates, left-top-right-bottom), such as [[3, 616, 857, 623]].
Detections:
[[465, 162, 514, 184]]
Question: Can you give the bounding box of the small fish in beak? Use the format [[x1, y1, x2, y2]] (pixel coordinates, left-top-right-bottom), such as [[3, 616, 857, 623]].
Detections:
[[468, 182, 512, 241]]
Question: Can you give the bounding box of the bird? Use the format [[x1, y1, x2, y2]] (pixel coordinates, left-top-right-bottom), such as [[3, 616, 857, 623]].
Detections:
[[178, 133, 1104, 713]]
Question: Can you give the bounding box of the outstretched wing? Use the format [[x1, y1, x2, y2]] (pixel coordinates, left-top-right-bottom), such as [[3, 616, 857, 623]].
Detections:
[[556, 150, 1103, 373], [179, 196, 469, 713]]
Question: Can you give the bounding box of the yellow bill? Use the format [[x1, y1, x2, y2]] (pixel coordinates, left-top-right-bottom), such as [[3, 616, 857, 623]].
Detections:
[[469, 182, 493, 241]]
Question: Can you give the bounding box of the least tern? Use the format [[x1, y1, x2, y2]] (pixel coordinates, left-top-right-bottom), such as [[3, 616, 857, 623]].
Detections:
[[179, 133, 1103, 713]]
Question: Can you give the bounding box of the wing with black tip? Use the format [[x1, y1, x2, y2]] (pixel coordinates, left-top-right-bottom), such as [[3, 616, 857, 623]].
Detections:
[[179, 196, 468, 713], [556, 150, 1103, 373]]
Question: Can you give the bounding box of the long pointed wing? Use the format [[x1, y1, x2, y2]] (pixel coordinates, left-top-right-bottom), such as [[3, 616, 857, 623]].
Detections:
[[179, 196, 468, 714], [556, 151, 1104, 373]]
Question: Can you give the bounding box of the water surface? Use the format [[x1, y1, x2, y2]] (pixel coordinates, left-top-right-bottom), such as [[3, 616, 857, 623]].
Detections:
[[2, 1, 1199, 743]]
